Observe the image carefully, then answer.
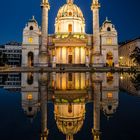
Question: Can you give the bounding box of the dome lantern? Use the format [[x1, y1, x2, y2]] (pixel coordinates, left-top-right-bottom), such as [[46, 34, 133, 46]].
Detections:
[[67, 0, 74, 4]]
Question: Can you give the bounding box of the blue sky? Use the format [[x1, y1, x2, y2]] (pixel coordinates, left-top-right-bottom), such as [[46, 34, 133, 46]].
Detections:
[[0, 0, 140, 44]]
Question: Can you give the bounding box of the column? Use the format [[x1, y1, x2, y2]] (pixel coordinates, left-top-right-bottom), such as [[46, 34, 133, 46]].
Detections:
[[40, 73, 49, 140], [91, 0, 103, 67], [39, 0, 50, 66], [92, 81, 101, 140]]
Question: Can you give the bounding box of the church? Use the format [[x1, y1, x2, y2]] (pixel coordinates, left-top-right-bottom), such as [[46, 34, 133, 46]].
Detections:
[[22, 0, 118, 68]]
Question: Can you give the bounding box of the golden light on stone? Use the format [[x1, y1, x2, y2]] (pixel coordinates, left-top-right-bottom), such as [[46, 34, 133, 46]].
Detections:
[[107, 93, 113, 99], [106, 38, 112, 45], [28, 37, 33, 43], [27, 93, 33, 100]]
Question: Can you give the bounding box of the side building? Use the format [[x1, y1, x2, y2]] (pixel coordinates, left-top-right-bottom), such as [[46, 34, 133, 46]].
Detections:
[[0, 42, 22, 67], [4, 42, 22, 66], [119, 37, 140, 67]]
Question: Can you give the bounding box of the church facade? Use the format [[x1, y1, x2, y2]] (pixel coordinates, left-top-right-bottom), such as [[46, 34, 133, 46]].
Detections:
[[22, 0, 118, 68]]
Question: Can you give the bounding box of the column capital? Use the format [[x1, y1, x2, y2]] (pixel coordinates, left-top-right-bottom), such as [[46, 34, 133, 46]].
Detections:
[[92, 129, 101, 139], [41, 0, 50, 9], [91, 1, 100, 10]]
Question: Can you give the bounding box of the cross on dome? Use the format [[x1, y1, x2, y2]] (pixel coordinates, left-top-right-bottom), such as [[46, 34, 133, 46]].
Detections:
[[67, 0, 74, 4], [93, 0, 99, 4]]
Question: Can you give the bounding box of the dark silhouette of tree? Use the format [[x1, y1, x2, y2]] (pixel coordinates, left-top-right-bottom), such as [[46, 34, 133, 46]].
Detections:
[[131, 74, 140, 91], [0, 52, 3, 66], [3, 53, 8, 66], [130, 47, 140, 65]]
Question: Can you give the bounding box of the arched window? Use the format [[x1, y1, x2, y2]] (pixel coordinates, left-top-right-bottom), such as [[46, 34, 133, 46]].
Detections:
[[106, 72, 114, 84], [27, 93, 33, 100], [27, 73, 33, 85], [28, 52, 34, 67], [107, 27, 111, 31], [68, 24, 72, 32], [69, 12, 72, 16], [68, 103, 72, 113], [30, 26, 34, 30]]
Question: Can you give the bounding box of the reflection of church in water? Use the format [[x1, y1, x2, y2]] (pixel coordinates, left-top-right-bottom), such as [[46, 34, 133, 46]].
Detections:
[[22, 0, 118, 68], [21, 72, 119, 140]]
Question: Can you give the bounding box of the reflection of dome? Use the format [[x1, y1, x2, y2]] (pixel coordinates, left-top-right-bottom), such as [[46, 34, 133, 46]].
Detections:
[[54, 103, 85, 136], [55, 0, 85, 33]]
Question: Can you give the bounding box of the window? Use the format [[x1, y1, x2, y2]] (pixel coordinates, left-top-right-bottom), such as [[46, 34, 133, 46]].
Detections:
[[68, 73, 72, 81], [28, 37, 33, 43], [30, 26, 34, 30], [106, 38, 112, 45], [69, 12, 72, 16], [107, 93, 113, 99], [68, 24, 72, 32], [107, 27, 111, 31]]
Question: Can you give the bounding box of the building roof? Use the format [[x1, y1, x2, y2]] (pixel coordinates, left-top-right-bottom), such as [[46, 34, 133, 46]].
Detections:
[[119, 36, 140, 47], [5, 41, 21, 46], [28, 16, 38, 24]]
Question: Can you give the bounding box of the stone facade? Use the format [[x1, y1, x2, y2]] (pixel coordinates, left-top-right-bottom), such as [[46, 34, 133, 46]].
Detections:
[[119, 37, 140, 67], [22, 17, 40, 67], [22, 0, 118, 68]]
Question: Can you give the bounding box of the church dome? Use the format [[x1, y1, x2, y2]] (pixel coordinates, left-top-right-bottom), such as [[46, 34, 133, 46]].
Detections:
[[57, 2, 84, 19], [54, 103, 85, 136], [55, 0, 85, 34]]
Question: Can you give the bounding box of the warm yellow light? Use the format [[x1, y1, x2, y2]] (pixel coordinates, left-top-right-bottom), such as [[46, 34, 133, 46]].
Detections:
[[120, 56, 123, 60], [107, 93, 113, 98], [28, 37, 33, 43], [27, 93, 33, 100], [106, 38, 112, 45], [120, 76, 124, 80]]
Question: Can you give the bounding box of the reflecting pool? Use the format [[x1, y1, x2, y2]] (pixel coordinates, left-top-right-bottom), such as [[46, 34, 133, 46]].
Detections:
[[0, 72, 140, 140]]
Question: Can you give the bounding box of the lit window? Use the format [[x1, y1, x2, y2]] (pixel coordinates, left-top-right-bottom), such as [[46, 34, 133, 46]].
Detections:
[[107, 93, 113, 99], [28, 37, 33, 43], [69, 12, 72, 16], [27, 94, 33, 100], [68, 24, 72, 32], [106, 38, 112, 45]]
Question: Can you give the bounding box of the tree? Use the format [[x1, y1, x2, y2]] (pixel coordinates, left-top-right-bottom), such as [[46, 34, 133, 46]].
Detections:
[[130, 47, 140, 66], [131, 74, 140, 91]]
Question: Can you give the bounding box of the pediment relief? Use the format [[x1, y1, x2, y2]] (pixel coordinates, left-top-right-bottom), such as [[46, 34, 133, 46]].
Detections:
[[54, 34, 87, 44]]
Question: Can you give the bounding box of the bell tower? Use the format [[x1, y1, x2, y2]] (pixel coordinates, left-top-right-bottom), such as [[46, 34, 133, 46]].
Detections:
[[39, 0, 50, 66], [22, 16, 40, 67], [91, 0, 103, 67]]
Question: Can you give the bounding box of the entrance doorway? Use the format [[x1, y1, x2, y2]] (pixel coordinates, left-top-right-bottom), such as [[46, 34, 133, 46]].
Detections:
[[68, 55, 72, 64], [106, 52, 114, 67]]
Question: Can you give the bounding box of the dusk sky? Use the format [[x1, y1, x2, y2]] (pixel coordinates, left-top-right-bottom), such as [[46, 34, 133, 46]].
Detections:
[[0, 0, 140, 44]]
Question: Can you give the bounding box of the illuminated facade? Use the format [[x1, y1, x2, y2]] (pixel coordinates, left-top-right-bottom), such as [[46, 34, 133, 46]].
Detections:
[[22, 0, 118, 68], [119, 37, 140, 66], [20, 71, 119, 139]]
